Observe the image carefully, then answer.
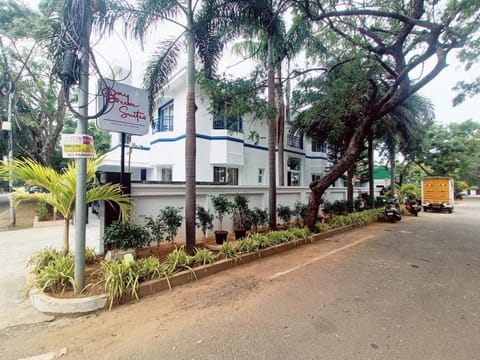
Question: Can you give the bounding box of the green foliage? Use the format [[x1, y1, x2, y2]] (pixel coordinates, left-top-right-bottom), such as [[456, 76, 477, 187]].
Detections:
[[218, 241, 239, 259], [136, 256, 165, 281], [254, 208, 269, 228], [210, 194, 233, 231], [35, 201, 50, 221], [288, 227, 310, 241], [142, 214, 164, 246], [292, 201, 308, 221], [85, 247, 98, 265], [192, 248, 217, 265], [27, 253, 75, 294], [27, 248, 63, 274], [232, 193, 250, 229], [99, 259, 139, 310], [196, 206, 214, 238], [103, 221, 151, 250], [163, 247, 194, 274], [160, 206, 183, 242], [315, 223, 331, 233], [276, 205, 292, 224]]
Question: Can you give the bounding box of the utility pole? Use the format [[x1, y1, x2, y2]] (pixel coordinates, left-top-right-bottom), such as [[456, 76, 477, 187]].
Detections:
[[71, 2, 93, 294], [7, 87, 15, 226]]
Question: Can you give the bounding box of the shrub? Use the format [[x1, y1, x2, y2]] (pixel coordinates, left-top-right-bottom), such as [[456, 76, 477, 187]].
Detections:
[[35, 201, 50, 221], [315, 223, 331, 233], [192, 248, 217, 265], [163, 247, 194, 274], [136, 256, 165, 280], [99, 259, 139, 310], [103, 221, 151, 250], [27, 253, 75, 294], [143, 214, 164, 246], [218, 241, 239, 259], [161, 206, 183, 242], [28, 248, 63, 274], [254, 207, 269, 228], [85, 247, 98, 265], [276, 205, 292, 224], [196, 206, 214, 239]]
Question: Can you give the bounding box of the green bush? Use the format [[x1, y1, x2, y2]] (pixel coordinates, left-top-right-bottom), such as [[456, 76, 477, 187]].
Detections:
[[192, 248, 217, 265], [28, 248, 63, 274], [161, 206, 183, 242], [35, 201, 50, 221], [27, 253, 75, 294], [99, 259, 139, 310], [103, 221, 151, 250]]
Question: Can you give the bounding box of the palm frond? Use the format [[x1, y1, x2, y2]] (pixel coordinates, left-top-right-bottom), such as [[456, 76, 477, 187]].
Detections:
[[87, 184, 134, 222], [143, 36, 185, 118]]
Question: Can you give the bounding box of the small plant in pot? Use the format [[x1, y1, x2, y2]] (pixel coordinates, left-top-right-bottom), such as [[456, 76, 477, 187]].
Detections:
[[232, 193, 250, 240], [292, 201, 308, 226], [276, 205, 292, 227], [160, 206, 183, 242], [210, 194, 233, 244], [196, 205, 214, 240], [254, 207, 269, 232]]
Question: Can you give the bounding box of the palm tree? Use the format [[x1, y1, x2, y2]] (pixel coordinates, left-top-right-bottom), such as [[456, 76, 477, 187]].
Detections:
[[375, 94, 434, 197], [96, 0, 227, 254], [0, 157, 133, 254]]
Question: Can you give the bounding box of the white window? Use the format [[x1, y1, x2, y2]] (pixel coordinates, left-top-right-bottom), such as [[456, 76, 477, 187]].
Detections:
[[258, 168, 265, 184], [154, 101, 174, 132], [287, 157, 301, 186], [161, 167, 172, 182], [214, 166, 239, 185]]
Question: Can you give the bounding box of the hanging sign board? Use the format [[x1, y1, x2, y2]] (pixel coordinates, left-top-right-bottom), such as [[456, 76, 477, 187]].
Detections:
[[61, 134, 96, 158], [97, 80, 149, 135]]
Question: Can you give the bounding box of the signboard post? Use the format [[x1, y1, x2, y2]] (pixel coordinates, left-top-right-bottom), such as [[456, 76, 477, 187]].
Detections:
[[97, 80, 149, 183]]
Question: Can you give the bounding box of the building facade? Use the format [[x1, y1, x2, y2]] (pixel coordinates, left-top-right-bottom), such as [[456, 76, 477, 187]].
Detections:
[[100, 71, 337, 187]]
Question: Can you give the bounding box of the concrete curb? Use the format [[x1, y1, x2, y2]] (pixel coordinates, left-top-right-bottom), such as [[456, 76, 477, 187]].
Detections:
[[29, 289, 107, 315], [29, 223, 360, 314]]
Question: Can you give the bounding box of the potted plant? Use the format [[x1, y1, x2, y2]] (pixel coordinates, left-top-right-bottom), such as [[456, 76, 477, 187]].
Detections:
[[276, 205, 292, 228], [232, 193, 250, 240], [196, 205, 214, 240], [292, 201, 307, 226], [254, 207, 269, 232], [210, 194, 233, 244]]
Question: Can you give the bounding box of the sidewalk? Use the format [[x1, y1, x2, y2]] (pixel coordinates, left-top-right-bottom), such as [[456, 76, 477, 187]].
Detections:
[[0, 208, 101, 330]]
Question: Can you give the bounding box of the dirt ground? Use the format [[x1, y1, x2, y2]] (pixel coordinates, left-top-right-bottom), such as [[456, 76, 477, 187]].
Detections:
[[0, 201, 36, 231]]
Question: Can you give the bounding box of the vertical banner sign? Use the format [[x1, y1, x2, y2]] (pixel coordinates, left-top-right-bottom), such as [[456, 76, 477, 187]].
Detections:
[[97, 80, 149, 135], [62, 134, 96, 158]]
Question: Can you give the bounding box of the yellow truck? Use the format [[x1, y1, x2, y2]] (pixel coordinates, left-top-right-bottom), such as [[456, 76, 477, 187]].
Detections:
[[421, 177, 455, 213]]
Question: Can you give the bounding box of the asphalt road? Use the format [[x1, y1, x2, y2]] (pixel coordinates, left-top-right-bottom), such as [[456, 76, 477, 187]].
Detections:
[[1, 198, 479, 360]]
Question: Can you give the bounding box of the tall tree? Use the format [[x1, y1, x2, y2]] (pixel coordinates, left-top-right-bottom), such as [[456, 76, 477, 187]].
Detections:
[[98, 0, 228, 254], [291, 0, 480, 229], [0, 1, 66, 166]]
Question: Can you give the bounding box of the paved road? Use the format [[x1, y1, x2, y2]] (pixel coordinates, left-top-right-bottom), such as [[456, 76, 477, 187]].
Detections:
[[1, 198, 479, 360]]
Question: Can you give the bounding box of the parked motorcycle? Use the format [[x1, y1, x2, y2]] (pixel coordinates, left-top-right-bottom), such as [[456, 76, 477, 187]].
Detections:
[[384, 197, 402, 223], [405, 197, 420, 216]]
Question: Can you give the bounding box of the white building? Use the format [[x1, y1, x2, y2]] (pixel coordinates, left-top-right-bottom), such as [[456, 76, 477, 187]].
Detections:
[[100, 70, 336, 187]]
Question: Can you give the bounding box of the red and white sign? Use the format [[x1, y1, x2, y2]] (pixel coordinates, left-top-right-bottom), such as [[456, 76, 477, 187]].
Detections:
[[97, 80, 149, 135]]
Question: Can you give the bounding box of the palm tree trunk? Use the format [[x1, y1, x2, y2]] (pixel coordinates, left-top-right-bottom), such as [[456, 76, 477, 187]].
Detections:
[[267, 38, 277, 230], [185, 8, 197, 255], [63, 218, 70, 255], [276, 66, 285, 186]]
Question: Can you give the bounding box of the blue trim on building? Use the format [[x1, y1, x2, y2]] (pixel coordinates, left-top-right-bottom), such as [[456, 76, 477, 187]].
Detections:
[[147, 133, 330, 161]]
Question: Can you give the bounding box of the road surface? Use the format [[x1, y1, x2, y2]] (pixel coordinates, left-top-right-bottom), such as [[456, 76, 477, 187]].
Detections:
[[1, 198, 479, 360]]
